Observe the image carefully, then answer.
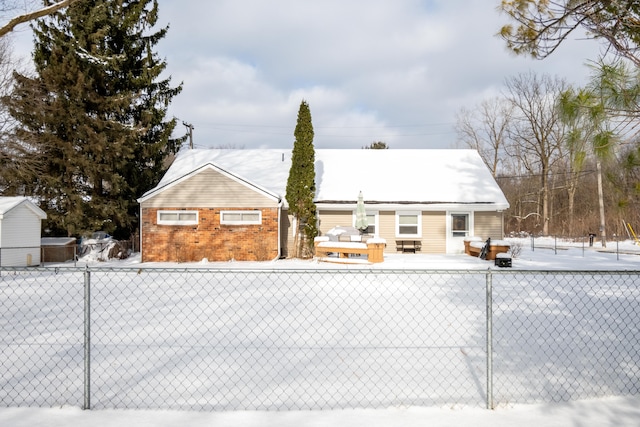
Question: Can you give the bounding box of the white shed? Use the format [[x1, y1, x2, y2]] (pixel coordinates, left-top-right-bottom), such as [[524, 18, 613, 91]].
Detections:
[[0, 197, 47, 267]]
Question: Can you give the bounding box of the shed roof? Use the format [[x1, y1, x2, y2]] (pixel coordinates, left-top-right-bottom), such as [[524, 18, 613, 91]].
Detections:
[[0, 197, 47, 220], [41, 237, 76, 246], [139, 149, 509, 209]]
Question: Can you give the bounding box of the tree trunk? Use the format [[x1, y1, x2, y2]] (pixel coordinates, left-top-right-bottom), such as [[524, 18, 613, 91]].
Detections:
[[596, 159, 607, 248], [567, 184, 577, 236], [292, 216, 300, 258], [541, 166, 549, 235]]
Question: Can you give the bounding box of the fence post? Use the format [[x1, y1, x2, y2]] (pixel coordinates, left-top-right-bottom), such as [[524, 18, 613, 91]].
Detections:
[[83, 267, 91, 410], [486, 270, 494, 410]]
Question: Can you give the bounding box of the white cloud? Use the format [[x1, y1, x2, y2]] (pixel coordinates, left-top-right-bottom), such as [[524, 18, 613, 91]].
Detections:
[[0, 0, 598, 150], [6, 0, 606, 150]]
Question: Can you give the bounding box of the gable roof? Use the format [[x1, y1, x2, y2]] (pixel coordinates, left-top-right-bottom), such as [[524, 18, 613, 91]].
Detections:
[[0, 197, 47, 220], [138, 150, 288, 203], [139, 149, 509, 209]]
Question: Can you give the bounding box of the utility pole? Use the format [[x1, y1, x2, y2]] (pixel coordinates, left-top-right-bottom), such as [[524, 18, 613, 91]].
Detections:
[[183, 122, 194, 149]]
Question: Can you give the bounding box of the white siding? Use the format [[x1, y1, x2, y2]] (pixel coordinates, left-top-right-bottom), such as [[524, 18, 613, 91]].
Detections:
[[142, 168, 279, 209], [0, 204, 42, 266]]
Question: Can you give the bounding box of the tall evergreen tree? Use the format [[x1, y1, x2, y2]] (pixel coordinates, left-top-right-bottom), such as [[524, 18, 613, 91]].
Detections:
[[286, 100, 317, 258], [2, 0, 181, 238]]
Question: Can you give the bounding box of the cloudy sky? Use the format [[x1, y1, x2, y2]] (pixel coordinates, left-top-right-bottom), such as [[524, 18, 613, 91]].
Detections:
[[13, 0, 606, 150]]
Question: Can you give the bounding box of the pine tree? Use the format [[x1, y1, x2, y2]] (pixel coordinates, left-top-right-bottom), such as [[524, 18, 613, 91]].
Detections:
[[286, 100, 317, 258], [2, 0, 181, 238]]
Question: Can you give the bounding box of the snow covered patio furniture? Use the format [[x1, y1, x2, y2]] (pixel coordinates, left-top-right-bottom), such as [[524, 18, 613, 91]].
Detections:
[[464, 236, 484, 255], [314, 236, 386, 263], [396, 240, 422, 253], [467, 238, 510, 261]]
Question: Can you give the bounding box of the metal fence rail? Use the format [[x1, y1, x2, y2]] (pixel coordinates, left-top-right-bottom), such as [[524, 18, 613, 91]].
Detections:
[[0, 267, 638, 411]]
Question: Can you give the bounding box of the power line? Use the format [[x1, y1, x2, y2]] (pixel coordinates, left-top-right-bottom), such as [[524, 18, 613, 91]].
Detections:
[[197, 121, 455, 130], [196, 123, 456, 138], [495, 168, 597, 180]]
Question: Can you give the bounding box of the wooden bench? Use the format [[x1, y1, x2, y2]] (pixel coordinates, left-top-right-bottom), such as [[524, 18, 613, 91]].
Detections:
[[467, 243, 483, 257], [396, 240, 422, 253], [314, 237, 385, 263], [464, 237, 484, 255]]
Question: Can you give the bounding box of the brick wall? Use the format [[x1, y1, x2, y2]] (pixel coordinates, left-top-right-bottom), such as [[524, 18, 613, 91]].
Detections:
[[141, 207, 280, 262]]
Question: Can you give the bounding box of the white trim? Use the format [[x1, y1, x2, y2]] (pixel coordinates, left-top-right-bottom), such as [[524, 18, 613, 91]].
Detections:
[[449, 212, 472, 237], [446, 211, 474, 254], [395, 211, 422, 238], [220, 210, 262, 225], [275, 200, 283, 260], [352, 210, 378, 235], [0, 197, 47, 220], [157, 210, 199, 226], [316, 202, 508, 211], [138, 163, 281, 204]]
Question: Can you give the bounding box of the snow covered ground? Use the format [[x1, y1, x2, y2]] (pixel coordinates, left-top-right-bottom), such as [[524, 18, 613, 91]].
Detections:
[[1, 395, 640, 427], [80, 236, 640, 271], [1, 237, 639, 426]]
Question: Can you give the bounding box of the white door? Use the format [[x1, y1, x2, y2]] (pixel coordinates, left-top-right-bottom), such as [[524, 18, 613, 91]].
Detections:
[[448, 213, 470, 253]]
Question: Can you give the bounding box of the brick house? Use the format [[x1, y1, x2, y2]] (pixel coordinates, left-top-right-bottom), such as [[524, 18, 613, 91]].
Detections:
[[138, 148, 510, 262]]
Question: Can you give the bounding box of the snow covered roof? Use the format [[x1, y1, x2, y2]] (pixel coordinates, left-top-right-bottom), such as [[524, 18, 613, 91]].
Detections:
[[139, 148, 509, 209], [41, 237, 76, 246], [0, 196, 47, 220]]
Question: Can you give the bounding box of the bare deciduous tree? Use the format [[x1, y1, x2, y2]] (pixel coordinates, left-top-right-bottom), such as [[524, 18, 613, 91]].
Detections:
[[0, 0, 79, 38], [504, 72, 568, 235], [455, 97, 513, 177]]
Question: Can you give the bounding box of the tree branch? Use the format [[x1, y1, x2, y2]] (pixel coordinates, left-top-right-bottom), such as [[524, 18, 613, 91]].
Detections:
[[0, 0, 79, 38]]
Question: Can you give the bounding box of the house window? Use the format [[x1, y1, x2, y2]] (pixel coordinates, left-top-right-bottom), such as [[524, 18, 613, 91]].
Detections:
[[157, 210, 198, 225], [396, 211, 421, 237], [353, 211, 378, 234], [452, 213, 469, 237], [220, 210, 262, 225], [364, 213, 376, 234]]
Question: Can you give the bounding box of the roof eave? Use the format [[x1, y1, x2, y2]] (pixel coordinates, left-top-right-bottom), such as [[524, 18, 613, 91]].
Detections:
[[138, 163, 282, 204]]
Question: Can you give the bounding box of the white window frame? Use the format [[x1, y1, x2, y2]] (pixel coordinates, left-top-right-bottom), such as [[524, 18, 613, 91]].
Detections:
[[395, 211, 422, 238], [157, 210, 199, 226], [451, 212, 471, 237], [220, 210, 262, 225], [352, 210, 378, 235]]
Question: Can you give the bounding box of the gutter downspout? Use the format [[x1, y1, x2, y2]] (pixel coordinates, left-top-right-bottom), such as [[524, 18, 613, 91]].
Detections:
[[139, 204, 143, 262], [273, 199, 283, 261]]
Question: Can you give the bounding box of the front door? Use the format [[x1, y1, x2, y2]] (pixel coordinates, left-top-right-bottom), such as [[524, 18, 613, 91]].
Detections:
[[448, 213, 470, 253]]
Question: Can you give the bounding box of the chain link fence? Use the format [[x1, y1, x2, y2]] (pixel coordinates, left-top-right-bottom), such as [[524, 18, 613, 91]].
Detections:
[[1, 267, 638, 410]]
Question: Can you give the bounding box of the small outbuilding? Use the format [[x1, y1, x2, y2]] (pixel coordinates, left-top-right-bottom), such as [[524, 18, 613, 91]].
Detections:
[[41, 237, 77, 263], [0, 197, 47, 267]]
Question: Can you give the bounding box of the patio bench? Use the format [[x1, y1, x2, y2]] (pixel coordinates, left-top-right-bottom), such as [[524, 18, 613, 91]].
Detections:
[[314, 237, 386, 263], [396, 240, 422, 253]]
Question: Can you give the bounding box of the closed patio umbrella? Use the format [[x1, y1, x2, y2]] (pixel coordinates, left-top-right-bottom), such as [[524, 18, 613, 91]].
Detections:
[[355, 191, 368, 234]]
